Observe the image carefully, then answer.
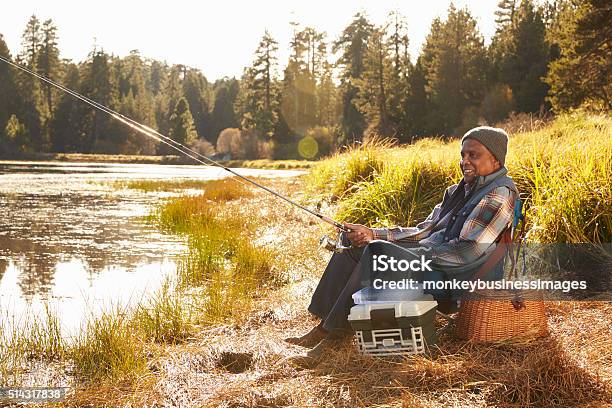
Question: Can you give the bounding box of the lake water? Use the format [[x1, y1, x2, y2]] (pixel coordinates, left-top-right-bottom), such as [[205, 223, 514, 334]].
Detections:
[[0, 161, 302, 334]]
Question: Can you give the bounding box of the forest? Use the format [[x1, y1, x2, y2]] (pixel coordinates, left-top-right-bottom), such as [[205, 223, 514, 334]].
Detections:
[[0, 0, 609, 160]]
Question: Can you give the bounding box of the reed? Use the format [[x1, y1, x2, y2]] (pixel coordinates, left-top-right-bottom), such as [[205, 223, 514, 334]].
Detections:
[[118, 177, 254, 197], [308, 112, 612, 244], [175, 216, 274, 322], [70, 307, 148, 383], [23, 303, 65, 361], [151, 177, 276, 322], [199, 240, 274, 323], [0, 305, 66, 385], [115, 179, 212, 192], [133, 278, 192, 344]]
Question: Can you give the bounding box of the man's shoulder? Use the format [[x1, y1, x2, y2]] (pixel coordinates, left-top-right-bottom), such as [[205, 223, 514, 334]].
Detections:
[[487, 185, 514, 198], [444, 183, 460, 196]]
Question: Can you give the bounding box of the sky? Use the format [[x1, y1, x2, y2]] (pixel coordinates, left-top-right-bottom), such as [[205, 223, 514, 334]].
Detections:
[[1, 0, 499, 81]]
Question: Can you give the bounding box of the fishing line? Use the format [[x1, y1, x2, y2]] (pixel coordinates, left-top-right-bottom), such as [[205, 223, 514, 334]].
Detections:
[[0, 55, 349, 232]]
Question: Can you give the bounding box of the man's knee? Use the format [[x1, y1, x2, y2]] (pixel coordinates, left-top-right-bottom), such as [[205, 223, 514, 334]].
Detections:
[[364, 239, 388, 254]]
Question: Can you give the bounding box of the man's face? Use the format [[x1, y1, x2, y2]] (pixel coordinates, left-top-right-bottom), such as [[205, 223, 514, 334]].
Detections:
[[460, 139, 501, 184]]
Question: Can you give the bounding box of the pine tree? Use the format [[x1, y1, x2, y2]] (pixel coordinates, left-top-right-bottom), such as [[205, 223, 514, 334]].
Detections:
[[156, 65, 183, 138], [210, 78, 239, 145], [420, 5, 488, 135], [113, 51, 158, 154], [168, 97, 197, 147], [386, 10, 413, 141], [37, 19, 61, 118], [490, 0, 550, 113], [235, 31, 279, 138], [333, 13, 374, 141], [279, 25, 320, 138], [495, 0, 518, 27], [403, 59, 429, 139], [182, 68, 212, 139], [50, 63, 81, 152], [78, 49, 117, 152], [545, 0, 611, 111], [316, 57, 340, 128], [355, 27, 393, 138], [148, 59, 168, 96], [0, 35, 19, 148], [16, 15, 44, 150], [20, 15, 42, 68]]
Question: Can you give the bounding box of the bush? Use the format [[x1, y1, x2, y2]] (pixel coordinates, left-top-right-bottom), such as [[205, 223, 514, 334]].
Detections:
[[191, 138, 216, 156], [215, 128, 261, 159], [216, 128, 240, 156]]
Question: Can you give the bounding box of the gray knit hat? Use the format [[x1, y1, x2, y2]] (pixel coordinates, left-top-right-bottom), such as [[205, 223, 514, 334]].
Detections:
[[461, 126, 509, 166]]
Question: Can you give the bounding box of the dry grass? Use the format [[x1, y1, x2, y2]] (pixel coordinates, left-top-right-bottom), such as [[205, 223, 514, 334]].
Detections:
[[137, 177, 610, 407], [152, 285, 610, 407]]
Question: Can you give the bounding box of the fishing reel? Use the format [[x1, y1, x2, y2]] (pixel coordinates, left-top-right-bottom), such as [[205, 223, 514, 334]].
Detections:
[[319, 231, 354, 253]]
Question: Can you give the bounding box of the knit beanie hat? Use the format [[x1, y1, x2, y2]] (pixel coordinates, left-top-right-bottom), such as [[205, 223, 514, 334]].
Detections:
[[461, 126, 509, 166]]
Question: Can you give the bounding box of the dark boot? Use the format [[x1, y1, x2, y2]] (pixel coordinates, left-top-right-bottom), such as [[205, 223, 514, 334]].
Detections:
[[437, 300, 458, 314], [284, 323, 328, 348]]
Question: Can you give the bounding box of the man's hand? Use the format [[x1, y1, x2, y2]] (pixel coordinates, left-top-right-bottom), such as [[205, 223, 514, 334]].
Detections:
[[342, 222, 374, 247]]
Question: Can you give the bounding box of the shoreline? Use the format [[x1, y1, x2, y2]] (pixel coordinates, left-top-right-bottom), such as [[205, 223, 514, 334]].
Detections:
[[0, 153, 315, 169]]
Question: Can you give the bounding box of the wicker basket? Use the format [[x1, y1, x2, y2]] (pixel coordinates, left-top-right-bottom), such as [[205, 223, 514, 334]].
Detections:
[[454, 204, 549, 343], [455, 289, 548, 342]]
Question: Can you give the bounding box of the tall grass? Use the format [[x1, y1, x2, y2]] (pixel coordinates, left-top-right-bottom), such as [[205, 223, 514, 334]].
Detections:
[[197, 243, 273, 324], [67, 175, 271, 382], [0, 304, 65, 385], [134, 279, 192, 344], [152, 177, 276, 323], [71, 307, 148, 383], [115, 179, 212, 192], [171, 208, 274, 323], [307, 138, 390, 199], [117, 177, 254, 197], [24, 303, 65, 360], [307, 112, 612, 243], [507, 113, 612, 243], [0, 176, 275, 390]]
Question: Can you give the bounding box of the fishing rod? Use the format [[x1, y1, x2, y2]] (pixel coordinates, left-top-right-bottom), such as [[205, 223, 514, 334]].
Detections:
[[0, 55, 352, 239]]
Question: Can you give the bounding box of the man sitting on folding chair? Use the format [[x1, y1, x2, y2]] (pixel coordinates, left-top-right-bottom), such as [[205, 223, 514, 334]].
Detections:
[[286, 126, 520, 365]]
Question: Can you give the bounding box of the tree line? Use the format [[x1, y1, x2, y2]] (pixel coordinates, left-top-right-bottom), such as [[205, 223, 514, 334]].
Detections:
[[0, 0, 608, 160]]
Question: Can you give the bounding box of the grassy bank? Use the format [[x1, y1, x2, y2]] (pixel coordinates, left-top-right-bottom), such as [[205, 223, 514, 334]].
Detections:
[[0, 178, 278, 400], [307, 112, 612, 244]]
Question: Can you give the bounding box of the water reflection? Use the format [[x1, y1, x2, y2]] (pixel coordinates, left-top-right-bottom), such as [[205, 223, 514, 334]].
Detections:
[[0, 161, 302, 331], [0, 181, 184, 299]]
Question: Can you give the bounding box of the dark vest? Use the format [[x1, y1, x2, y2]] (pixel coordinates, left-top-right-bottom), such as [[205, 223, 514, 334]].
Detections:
[[442, 167, 518, 242]]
